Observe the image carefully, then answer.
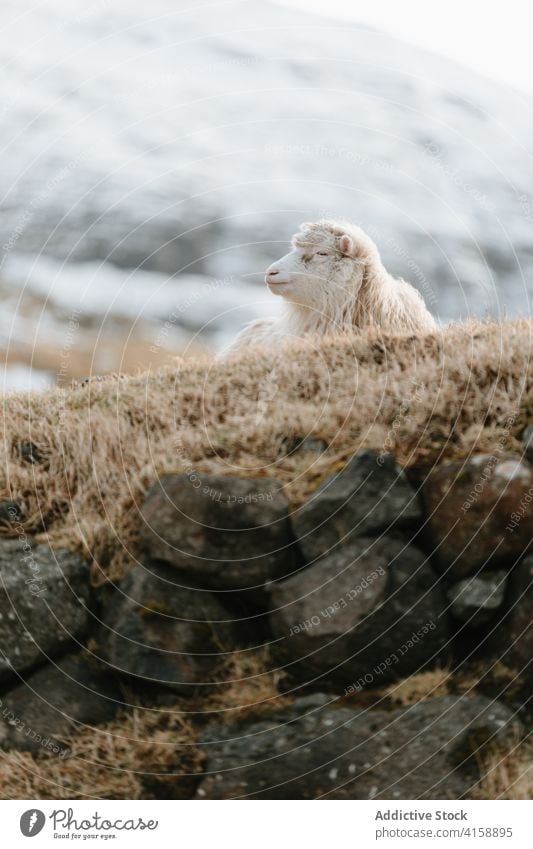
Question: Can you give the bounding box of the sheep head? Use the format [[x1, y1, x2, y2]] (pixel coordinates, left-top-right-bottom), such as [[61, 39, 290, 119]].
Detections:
[[264, 220, 380, 314]]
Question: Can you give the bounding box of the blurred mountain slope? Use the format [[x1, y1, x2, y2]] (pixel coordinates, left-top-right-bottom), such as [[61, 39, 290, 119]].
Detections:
[[0, 0, 532, 383]]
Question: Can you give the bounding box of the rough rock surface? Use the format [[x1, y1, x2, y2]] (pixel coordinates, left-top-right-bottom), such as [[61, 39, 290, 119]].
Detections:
[[422, 455, 533, 579], [447, 572, 507, 626], [270, 536, 449, 688], [102, 561, 234, 695], [492, 554, 532, 687], [292, 451, 421, 563], [0, 653, 121, 753], [139, 474, 297, 591], [195, 693, 518, 799], [0, 540, 90, 682]]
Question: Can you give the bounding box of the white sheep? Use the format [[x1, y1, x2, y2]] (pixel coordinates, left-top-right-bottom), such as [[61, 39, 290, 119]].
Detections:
[[225, 219, 437, 353]]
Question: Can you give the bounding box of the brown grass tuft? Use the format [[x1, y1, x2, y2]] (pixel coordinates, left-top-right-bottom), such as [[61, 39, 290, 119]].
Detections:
[[383, 667, 452, 706], [473, 737, 533, 800], [204, 647, 290, 720]]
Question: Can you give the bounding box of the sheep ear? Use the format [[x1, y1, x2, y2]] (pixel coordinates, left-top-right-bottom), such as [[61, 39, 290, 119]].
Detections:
[[339, 234, 356, 257]]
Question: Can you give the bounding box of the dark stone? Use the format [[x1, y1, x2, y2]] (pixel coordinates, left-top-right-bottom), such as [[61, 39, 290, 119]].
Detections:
[[492, 554, 532, 690], [421, 455, 533, 579], [447, 571, 507, 626], [139, 474, 297, 591], [195, 694, 518, 799], [269, 536, 449, 689], [0, 501, 23, 526], [0, 653, 121, 753], [0, 540, 91, 682], [102, 561, 235, 695], [292, 451, 421, 563]]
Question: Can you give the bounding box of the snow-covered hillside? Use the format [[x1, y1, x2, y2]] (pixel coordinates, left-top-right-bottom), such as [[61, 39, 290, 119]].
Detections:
[[0, 0, 532, 384]]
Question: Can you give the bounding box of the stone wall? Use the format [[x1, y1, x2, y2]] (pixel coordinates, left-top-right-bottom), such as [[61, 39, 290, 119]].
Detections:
[[0, 444, 530, 798]]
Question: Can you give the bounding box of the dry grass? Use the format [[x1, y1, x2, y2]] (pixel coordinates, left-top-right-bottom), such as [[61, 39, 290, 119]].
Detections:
[[0, 707, 201, 800], [204, 648, 291, 720], [0, 318, 531, 582], [383, 667, 452, 705], [473, 737, 533, 800]]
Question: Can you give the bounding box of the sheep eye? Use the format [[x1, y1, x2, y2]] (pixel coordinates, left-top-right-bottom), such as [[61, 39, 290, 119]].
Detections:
[[316, 251, 329, 257]]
